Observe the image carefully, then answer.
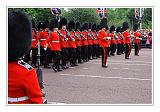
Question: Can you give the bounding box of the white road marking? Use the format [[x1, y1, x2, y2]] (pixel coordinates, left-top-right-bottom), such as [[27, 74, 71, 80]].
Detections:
[[92, 62, 151, 66], [93, 60, 152, 64], [83, 68, 89, 69], [59, 74, 151, 81]]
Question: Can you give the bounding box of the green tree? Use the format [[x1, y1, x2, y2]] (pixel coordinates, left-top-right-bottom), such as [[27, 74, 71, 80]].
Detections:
[[63, 8, 100, 24]]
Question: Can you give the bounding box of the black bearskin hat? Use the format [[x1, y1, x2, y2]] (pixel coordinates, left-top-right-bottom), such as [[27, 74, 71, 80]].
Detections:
[[110, 25, 115, 33], [36, 22, 43, 30], [68, 20, 75, 31], [91, 24, 97, 31], [96, 25, 100, 31], [88, 23, 92, 29], [60, 18, 67, 26], [148, 32, 152, 36], [8, 10, 32, 62], [122, 22, 129, 31], [133, 24, 139, 32], [82, 23, 89, 30], [76, 22, 81, 30], [116, 27, 121, 33], [49, 19, 58, 30], [99, 18, 107, 29], [42, 20, 49, 29]]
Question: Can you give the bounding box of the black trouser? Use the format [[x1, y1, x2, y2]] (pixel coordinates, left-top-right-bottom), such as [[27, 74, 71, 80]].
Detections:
[[125, 43, 131, 59], [51, 51, 61, 70], [40, 47, 50, 66], [135, 43, 140, 55], [121, 43, 125, 54], [93, 44, 98, 58], [97, 45, 101, 57], [117, 44, 121, 55], [88, 45, 93, 59], [82, 45, 88, 61], [69, 48, 76, 65], [110, 44, 116, 55], [31, 48, 38, 65], [76, 46, 82, 63], [61, 48, 69, 67], [107, 47, 110, 56], [101, 47, 107, 66]]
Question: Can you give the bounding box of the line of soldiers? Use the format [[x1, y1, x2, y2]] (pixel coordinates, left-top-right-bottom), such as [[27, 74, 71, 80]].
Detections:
[[24, 17, 143, 69]]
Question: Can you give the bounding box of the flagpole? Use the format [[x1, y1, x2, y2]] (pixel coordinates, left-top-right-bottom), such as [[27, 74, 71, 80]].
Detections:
[[139, 8, 142, 30]]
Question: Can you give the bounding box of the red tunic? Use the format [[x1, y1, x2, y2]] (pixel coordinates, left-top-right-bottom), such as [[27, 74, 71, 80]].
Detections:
[[49, 32, 61, 51], [68, 31, 76, 48], [116, 33, 122, 44], [81, 31, 88, 46], [122, 30, 130, 44], [37, 31, 48, 48], [31, 31, 37, 48], [134, 31, 141, 43], [98, 30, 109, 47], [110, 33, 116, 44], [59, 30, 69, 48], [8, 60, 43, 104], [92, 31, 98, 45], [75, 31, 82, 47], [87, 32, 93, 45]]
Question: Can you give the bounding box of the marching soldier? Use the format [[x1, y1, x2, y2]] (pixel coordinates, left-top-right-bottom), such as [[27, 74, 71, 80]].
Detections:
[[133, 24, 142, 56], [122, 22, 132, 59], [81, 23, 89, 62], [8, 10, 42, 104], [49, 19, 63, 72], [91, 24, 99, 59], [98, 18, 110, 68], [37, 21, 51, 68], [59, 18, 69, 69], [116, 27, 122, 55], [87, 23, 94, 60], [109, 25, 117, 56], [30, 20, 38, 67], [75, 22, 83, 63], [67, 20, 78, 66]]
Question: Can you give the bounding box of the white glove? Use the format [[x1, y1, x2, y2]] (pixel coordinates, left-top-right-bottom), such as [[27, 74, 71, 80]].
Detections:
[[107, 37, 111, 40], [139, 38, 142, 40], [44, 47, 47, 51]]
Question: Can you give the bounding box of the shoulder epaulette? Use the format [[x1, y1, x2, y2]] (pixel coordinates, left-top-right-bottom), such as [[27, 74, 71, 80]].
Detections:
[[18, 60, 33, 71]]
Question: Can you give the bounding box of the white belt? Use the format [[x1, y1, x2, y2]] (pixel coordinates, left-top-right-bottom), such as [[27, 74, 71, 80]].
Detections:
[[52, 41, 60, 43], [40, 39, 46, 41], [32, 39, 36, 41], [8, 96, 29, 102]]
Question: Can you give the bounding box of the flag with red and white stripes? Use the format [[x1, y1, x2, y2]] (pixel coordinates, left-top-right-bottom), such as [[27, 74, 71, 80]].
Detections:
[[96, 8, 107, 18]]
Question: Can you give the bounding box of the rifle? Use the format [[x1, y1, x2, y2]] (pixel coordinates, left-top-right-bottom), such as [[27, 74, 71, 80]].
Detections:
[[73, 31, 81, 40], [65, 29, 75, 41], [57, 30, 68, 41]]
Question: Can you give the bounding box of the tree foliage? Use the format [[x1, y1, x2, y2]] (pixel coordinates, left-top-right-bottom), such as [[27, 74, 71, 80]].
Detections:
[[8, 8, 152, 29]]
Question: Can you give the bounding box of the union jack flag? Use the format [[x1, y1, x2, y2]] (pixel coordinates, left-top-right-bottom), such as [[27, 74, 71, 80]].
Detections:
[[96, 8, 107, 18]]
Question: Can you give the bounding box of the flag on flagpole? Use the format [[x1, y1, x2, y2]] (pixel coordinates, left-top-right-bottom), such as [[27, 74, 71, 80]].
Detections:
[[134, 8, 139, 20], [96, 8, 107, 18]]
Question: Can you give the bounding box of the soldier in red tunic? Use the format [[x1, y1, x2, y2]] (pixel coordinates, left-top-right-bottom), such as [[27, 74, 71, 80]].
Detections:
[[116, 27, 122, 55], [122, 22, 133, 59], [49, 19, 63, 72], [133, 24, 142, 56], [109, 25, 116, 56], [67, 20, 78, 66], [75, 22, 83, 63], [98, 18, 110, 68], [59, 18, 69, 69], [91, 24, 99, 59], [87, 23, 94, 60], [81, 23, 89, 62], [37, 21, 51, 68], [8, 10, 43, 104]]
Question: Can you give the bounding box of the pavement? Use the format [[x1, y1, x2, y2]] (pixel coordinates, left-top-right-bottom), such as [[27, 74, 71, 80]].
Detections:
[[42, 49, 152, 104]]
